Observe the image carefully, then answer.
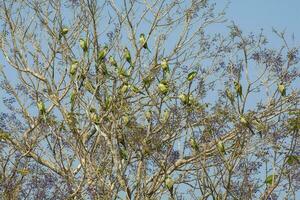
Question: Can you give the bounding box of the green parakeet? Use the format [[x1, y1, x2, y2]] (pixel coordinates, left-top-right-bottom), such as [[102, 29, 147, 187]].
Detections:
[[178, 94, 188, 104], [120, 148, 128, 160], [240, 116, 248, 125], [158, 82, 169, 95], [165, 176, 174, 194], [145, 110, 152, 121], [84, 80, 95, 94], [216, 140, 225, 154], [142, 75, 154, 88], [117, 67, 129, 80], [120, 84, 129, 94], [161, 58, 169, 73], [98, 45, 109, 61], [124, 47, 132, 65], [225, 88, 234, 104], [70, 90, 77, 109], [189, 138, 199, 151], [79, 38, 88, 52], [129, 84, 144, 95], [234, 81, 242, 98], [139, 33, 151, 52], [69, 61, 78, 77], [59, 27, 68, 40], [37, 101, 46, 115], [122, 115, 130, 125], [187, 71, 197, 81], [109, 56, 117, 67], [278, 83, 286, 96], [89, 108, 99, 124]]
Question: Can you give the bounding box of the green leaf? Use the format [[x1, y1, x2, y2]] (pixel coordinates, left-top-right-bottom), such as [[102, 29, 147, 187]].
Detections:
[[187, 71, 197, 81]]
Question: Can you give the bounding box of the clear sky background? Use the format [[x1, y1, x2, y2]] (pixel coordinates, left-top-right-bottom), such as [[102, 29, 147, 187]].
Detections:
[[227, 0, 300, 45]]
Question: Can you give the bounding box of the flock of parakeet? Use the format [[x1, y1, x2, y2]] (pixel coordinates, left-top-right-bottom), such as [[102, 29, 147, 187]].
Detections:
[[33, 28, 294, 196]]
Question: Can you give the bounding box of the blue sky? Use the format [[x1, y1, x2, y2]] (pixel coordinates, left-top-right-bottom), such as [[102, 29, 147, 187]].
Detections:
[[227, 0, 300, 44]]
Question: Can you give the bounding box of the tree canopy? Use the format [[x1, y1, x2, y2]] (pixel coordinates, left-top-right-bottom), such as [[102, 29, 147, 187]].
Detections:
[[0, 0, 299, 199]]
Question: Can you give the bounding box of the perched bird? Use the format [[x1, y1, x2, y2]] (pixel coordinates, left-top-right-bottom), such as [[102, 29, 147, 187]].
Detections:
[[225, 88, 235, 104], [165, 176, 175, 197], [37, 101, 46, 115], [124, 47, 132, 65], [240, 115, 257, 135], [216, 140, 225, 155], [178, 94, 188, 104], [70, 90, 77, 110], [161, 58, 169, 73], [187, 71, 197, 81], [119, 148, 128, 160], [59, 27, 68, 40], [189, 138, 199, 151], [109, 56, 118, 68], [98, 45, 109, 61], [234, 81, 242, 98], [158, 82, 169, 95], [89, 108, 99, 124], [142, 75, 154, 88], [278, 83, 286, 96], [79, 38, 88, 52], [69, 61, 78, 77], [139, 33, 151, 52]]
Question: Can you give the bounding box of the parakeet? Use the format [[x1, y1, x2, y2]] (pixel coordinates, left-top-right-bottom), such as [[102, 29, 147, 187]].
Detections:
[[158, 82, 169, 94], [161, 58, 169, 73], [187, 71, 197, 81], [278, 83, 286, 96], [234, 81, 242, 98], [225, 88, 235, 104], [79, 38, 88, 52], [117, 67, 129, 80], [178, 94, 188, 104], [70, 90, 77, 110], [139, 33, 151, 52], [144, 110, 152, 121], [69, 61, 78, 77], [124, 47, 132, 65], [165, 176, 174, 195], [189, 138, 199, 151], [216, 140, 225, 154], [240, 115, 256, 135], [142, 75, 154, 88], [84, 80, 95, 94], [120, 148, 128, 160], [165, 176, 174, 190], [240, 116, 248, 125], [59, 27, 68, 40], [37, 101, 46, 115], [98, 45, 109, 61], [120, 84, 129, 94], [89, 108, 99, 124], [109, 55, 117, 68]]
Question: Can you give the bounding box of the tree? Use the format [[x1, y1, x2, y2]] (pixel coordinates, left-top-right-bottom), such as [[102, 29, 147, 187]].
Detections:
[[0, 0, 299, 199]]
